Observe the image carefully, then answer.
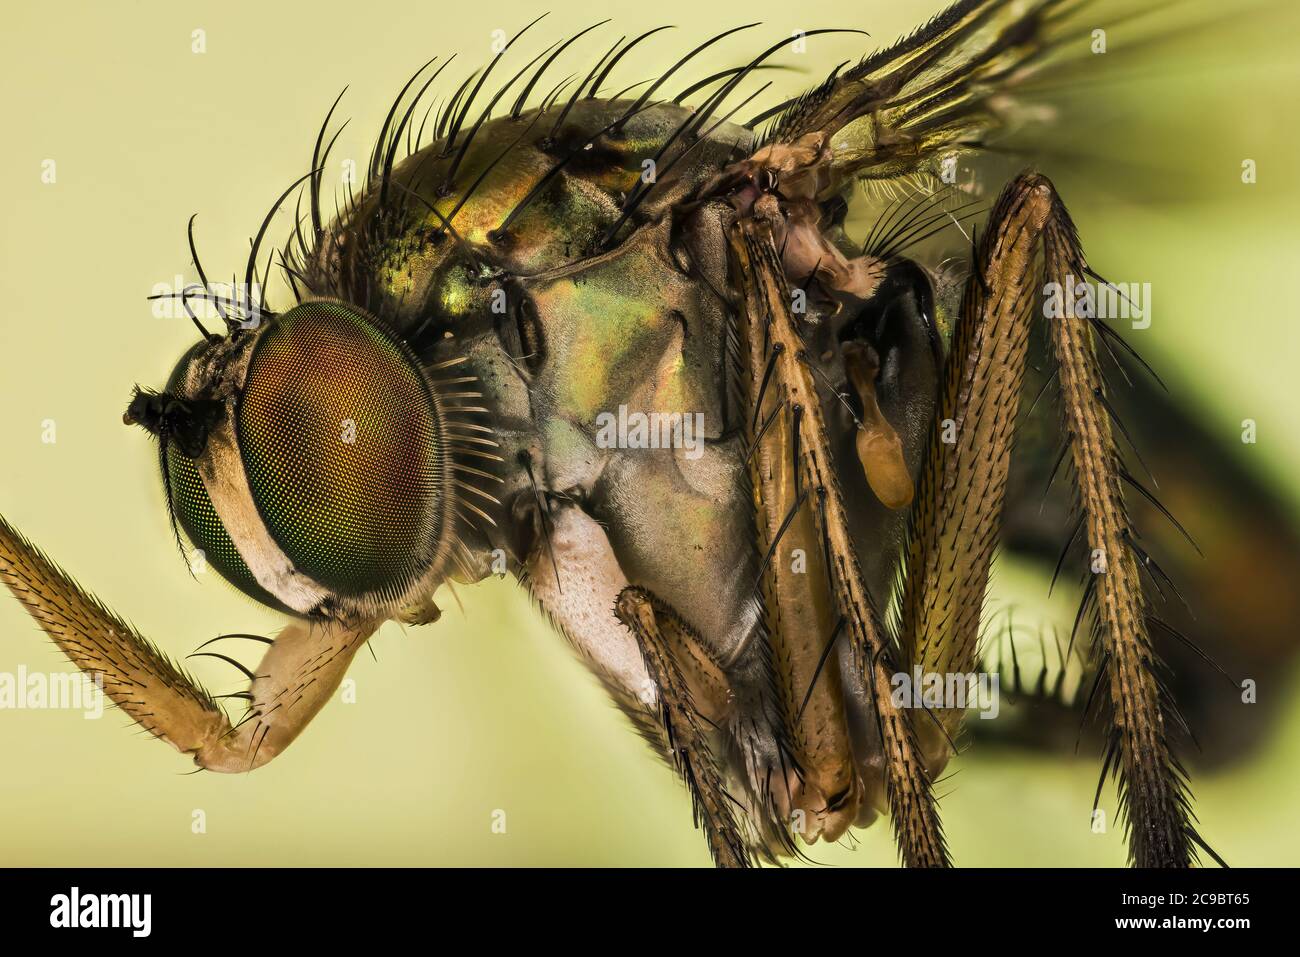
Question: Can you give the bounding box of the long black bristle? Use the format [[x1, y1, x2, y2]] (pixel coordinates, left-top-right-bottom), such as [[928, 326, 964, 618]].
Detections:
[[245, 169, 321, 325], [445, 34, 556, 187], [586, 25, 675, 103], [369, 57, 439, 190], [444, 13, 548, 156], [380, 58, 457, 211], [511, 20, 609, 119], [614, 22, 760, 130], [436, 69, 480, 144], [310, 87, 348, 241], [494, 101, 661, 236]]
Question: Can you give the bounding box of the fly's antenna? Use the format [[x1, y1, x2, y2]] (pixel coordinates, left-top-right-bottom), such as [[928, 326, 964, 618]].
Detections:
[[156, 436, 194, 575], [124, 387, 207, 577]]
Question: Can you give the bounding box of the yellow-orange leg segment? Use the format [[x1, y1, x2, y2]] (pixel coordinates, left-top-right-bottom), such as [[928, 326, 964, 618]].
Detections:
[[0, 514, 374, 772], [615, 586, 750, 869], [900, 175, 1050, 755], [899, 172, 1206, 867], [728, 218, 949, 868]]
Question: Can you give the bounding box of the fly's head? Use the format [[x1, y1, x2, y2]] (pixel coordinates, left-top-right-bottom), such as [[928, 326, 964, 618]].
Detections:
[[126, 299, 457, 624]]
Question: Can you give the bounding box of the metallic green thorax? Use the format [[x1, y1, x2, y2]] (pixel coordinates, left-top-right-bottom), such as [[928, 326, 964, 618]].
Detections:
[[301, 100, 766, 598]]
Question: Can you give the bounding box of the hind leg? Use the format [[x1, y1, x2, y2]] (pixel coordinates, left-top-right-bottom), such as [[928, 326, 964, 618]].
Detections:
[[896, 171, 1209, 867]]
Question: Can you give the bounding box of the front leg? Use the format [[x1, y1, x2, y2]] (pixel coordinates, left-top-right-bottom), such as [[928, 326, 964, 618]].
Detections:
[[0, 513, 375, 771], [899, 174, 1050, 746]]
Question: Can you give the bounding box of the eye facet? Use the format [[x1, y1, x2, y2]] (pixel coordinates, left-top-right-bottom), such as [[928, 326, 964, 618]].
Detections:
[[234, 300, 449, 599], [166, 446, 289, 611]]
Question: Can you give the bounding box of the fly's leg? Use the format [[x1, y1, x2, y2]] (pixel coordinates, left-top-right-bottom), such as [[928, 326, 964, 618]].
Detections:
[[899, 171, 1208, 867], [0, 513, 375, 772], [732, 211, 865, 844], [1042, 191, 1207, 868], [614, 586, 749, 869], [898, 175, 1049, 756], [523, 497, 746, 866], [728, 218, 949, 868], [195, 617, 372, 771]]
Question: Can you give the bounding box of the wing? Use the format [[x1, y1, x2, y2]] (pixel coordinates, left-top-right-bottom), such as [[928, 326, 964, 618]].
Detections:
[[762, 0, 1089, 186]]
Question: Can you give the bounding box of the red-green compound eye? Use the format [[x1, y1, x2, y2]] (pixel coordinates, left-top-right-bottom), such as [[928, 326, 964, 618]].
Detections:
[[236, 300, 447, 598], [159, 343, 288, 612], [166, 446, 289, 612]]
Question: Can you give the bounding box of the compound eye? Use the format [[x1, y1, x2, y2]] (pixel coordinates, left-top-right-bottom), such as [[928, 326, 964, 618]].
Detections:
[[166, 446, 290, 611], [235, 300, 449, 598]]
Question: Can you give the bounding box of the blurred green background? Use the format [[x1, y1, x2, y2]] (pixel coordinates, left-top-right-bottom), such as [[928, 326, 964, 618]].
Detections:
[[0, 0, 1296, 866]]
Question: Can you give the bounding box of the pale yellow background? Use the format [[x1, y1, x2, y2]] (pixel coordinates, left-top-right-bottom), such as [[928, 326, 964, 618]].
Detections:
[[1, 0, 1297, 866]]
